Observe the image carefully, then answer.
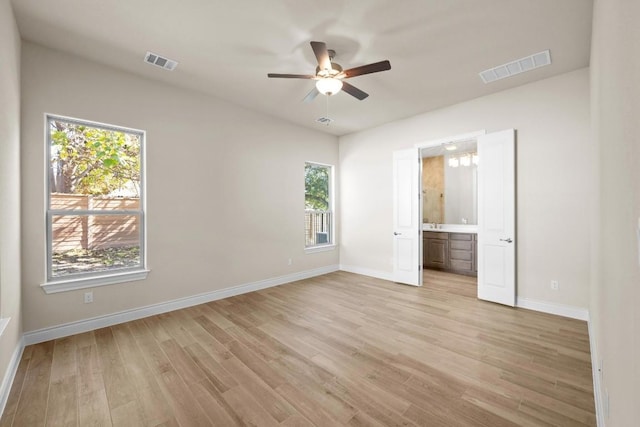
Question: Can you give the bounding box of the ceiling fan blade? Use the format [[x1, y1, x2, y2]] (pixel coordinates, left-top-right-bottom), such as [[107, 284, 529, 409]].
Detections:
[[267, 73, 315, 79], [310, 41, 332, 71], [302, 87, 320, 103], [340, 60, 391, 78], [341, 81, 369, 100]]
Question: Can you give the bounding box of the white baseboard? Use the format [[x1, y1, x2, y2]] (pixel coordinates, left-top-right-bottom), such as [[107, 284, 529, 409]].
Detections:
[[516, 297, 589, 321], [24, 264, 339, 345], [0, 336, 25, 419], [588, 317, 605, 427], [339, 264, 394, 282]]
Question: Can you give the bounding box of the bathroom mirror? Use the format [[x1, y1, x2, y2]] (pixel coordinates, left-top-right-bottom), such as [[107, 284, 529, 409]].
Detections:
[[421, 141, 477, 225]]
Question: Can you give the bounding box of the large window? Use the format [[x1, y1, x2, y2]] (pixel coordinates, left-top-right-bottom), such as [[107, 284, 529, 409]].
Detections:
[[304, 162, 333, 248], [45, 115, 147, 291]]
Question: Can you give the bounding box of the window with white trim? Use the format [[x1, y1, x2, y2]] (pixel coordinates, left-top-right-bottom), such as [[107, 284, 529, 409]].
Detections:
[[45, 115, 146, 289], [304, 162, 333, 248]]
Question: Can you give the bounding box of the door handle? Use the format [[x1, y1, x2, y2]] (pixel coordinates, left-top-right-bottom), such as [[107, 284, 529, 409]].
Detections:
[[394, 232, 402, 236], [500, 238, 513, 243]]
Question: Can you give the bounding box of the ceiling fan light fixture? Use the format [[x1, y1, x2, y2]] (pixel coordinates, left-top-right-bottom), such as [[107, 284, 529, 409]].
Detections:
[[316, 78, 343, 96]]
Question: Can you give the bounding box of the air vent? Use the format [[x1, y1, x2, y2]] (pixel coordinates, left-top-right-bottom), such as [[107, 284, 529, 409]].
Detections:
[[144, 51, 178, 71], [479, 50, 551, 84], [316, 117, 333, 125]]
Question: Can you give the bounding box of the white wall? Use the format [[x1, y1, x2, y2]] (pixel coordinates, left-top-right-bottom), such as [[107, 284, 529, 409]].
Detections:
[[340, 68, 591, 309], [590, 0, 640, 424], [0, 0, 23, 411], [20, 42, 339, 332]]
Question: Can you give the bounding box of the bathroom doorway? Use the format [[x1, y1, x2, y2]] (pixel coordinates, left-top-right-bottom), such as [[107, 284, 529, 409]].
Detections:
[[393, 129, 517, 306], [420, 137, 479, 279]]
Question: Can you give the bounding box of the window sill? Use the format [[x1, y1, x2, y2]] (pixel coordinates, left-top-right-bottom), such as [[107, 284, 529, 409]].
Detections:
[[41, 269, 150, 294], [304, 244, 336, 254]]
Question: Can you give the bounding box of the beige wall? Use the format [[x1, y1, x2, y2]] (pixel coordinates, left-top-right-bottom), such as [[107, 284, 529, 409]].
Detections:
[[20, 42, 339, 332], [340, 68, 591, 308], [590, 0, 640, 424], [421, 156, 444, 223], [0, 0, 23, 405]]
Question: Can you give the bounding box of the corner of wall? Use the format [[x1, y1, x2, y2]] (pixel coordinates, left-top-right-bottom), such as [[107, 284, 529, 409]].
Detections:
[[587, 315, 605, 427]]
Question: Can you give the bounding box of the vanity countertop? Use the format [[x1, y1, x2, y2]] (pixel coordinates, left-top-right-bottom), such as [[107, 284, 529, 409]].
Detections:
[[423, 224, 478, 233]]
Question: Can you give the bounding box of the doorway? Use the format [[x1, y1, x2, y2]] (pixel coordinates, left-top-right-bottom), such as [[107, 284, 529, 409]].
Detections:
[[420, 138, 479, 279], [392, 130, 517, 307]]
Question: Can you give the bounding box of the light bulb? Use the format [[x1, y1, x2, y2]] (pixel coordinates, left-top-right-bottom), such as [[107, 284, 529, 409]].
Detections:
[[316, 78, 343, 95], [460, 154, 471, 167], [448, 157, 459, 168], [472, 153, 479, 165]]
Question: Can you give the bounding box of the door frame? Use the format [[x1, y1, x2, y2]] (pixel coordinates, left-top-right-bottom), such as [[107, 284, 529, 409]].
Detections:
[[414, 130, 486, 283], [414, 130, 487, 151]]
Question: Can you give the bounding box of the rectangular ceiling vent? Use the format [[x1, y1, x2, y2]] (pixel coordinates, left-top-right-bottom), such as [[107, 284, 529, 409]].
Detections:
[[144, 51, 178, 71], [316, 117, 333, 125], [479, 50, 551, 84]]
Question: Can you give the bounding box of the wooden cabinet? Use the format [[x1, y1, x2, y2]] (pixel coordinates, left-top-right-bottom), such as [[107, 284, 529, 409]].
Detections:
[[423, 231, 477, 276], [424, 233, 449, 269]]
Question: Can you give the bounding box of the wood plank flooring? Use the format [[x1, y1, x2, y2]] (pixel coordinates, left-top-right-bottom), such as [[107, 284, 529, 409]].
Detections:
[[0, 270, 596, 426]]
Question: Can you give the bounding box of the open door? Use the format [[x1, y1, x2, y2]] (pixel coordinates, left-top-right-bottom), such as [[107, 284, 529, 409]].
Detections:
[[477, 129, 516, 306], [392, 148, 422, 286]]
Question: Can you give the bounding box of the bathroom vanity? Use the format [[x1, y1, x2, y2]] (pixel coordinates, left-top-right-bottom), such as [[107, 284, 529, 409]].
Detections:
[[423, 225, 477, 276]]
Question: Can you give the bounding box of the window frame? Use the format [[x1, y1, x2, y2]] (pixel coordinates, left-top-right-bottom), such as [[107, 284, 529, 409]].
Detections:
[[42, 114, 149, 294], [304, 161, 335, 252]]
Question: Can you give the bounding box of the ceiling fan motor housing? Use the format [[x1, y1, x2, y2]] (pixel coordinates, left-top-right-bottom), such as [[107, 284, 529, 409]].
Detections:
[[316, 62, 343, 77]]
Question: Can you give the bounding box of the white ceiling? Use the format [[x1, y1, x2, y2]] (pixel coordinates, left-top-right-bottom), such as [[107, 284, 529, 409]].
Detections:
[[11, 0, 593, 136]]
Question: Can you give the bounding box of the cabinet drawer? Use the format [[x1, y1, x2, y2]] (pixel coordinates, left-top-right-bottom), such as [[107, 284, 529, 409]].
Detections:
[[450, 259, 473, 272], [450, 233, 473, 241], [423, 232, 448, 240], [450, 249, 473, 261], [450, 240, 472, 251]]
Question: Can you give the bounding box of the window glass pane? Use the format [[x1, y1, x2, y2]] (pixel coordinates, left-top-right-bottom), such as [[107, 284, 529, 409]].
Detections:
[[49, 119, 141, 203], [304, 163, 330, 210], [305, 163, 332, 247], [51, 214, 141, 277], [305, 211, 332, 246]]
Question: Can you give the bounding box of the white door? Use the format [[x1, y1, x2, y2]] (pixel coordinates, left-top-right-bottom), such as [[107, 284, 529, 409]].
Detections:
[[477, 129, 516, 306], [392, 148, 422, 286]]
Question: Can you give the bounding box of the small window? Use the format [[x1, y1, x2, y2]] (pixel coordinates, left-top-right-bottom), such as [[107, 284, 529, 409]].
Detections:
[[45, 115, 146, 289], [304, 162, 333, 248]]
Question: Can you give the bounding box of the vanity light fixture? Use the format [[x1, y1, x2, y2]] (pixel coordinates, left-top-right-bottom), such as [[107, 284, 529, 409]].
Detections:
[[448, 152, 478, 168]]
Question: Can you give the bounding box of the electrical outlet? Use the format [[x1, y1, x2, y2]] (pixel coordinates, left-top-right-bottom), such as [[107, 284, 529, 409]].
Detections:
[[599, 359, 604, 382], [288, 258, 292, 266], [550, 280, 559, 290], [84, 291, 93, 303]]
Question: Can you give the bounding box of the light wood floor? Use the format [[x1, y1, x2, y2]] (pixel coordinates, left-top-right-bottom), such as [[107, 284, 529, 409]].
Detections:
[[1, 270, 596, 426]]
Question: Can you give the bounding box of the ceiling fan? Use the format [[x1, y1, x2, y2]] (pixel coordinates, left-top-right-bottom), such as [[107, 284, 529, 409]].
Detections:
[[268, 41, 391, 102]]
